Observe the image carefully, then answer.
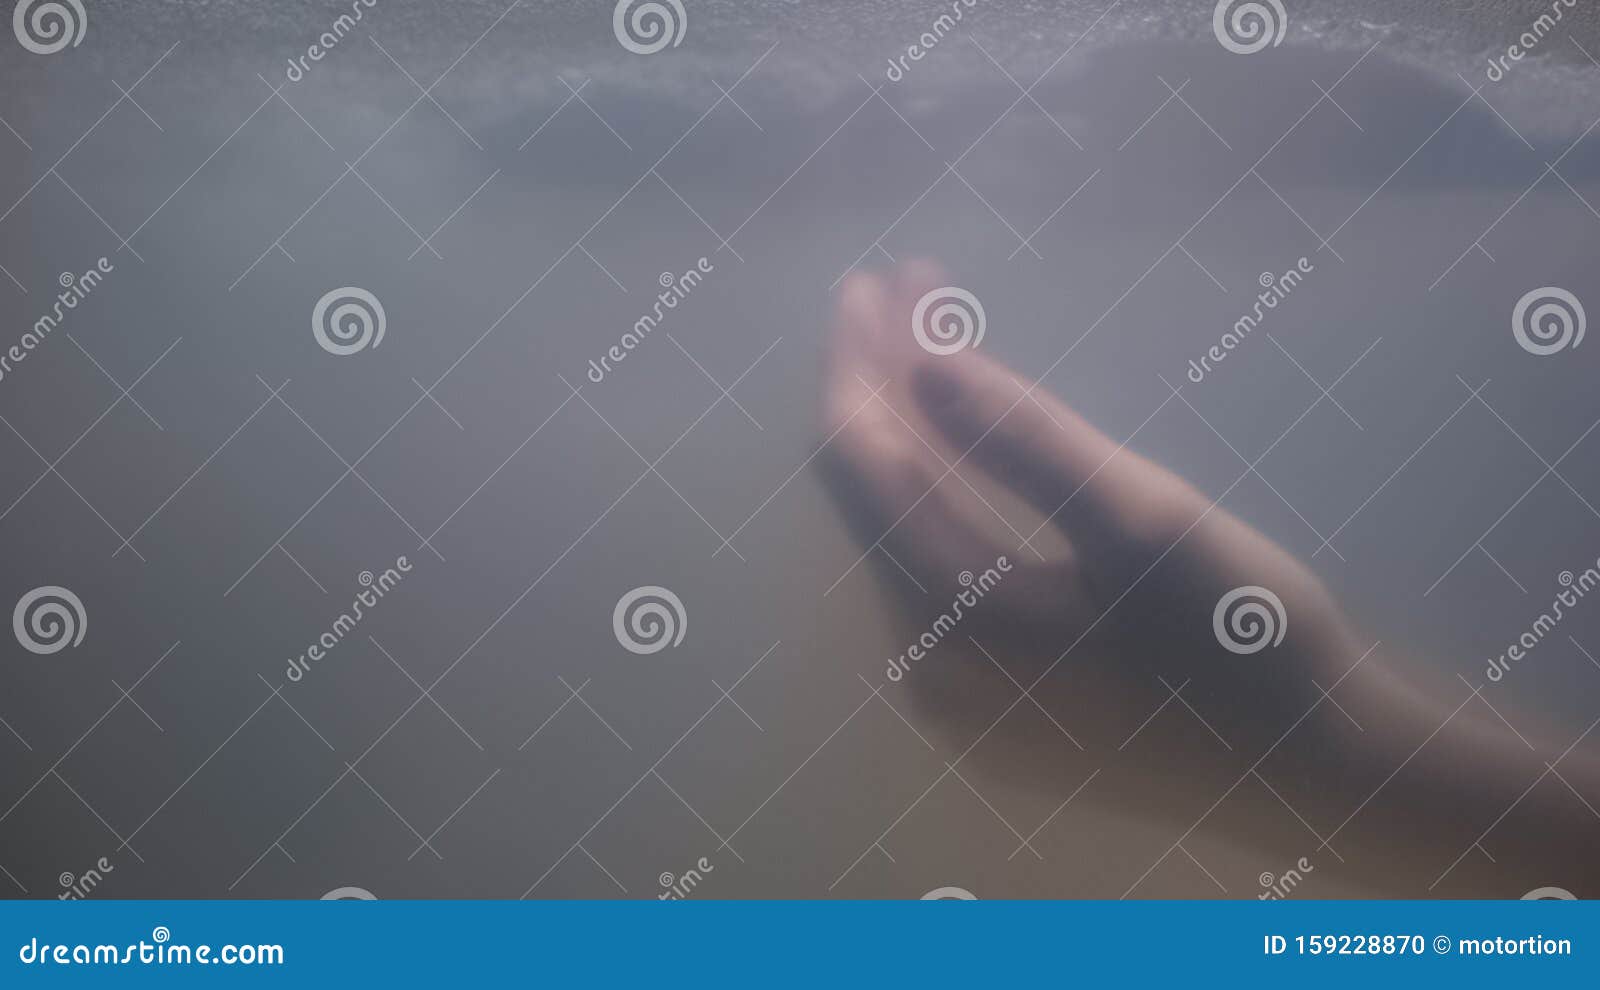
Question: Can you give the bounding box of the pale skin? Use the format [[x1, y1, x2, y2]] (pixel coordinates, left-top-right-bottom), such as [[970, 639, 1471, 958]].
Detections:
[[821, 261, 1597, 896]]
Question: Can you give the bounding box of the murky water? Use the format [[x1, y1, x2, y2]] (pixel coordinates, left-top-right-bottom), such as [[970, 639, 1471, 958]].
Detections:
[[1, 1, 1597, 898]]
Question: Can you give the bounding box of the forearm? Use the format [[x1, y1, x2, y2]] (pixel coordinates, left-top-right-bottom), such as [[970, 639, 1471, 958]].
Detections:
[[1291, 653, 1598, 896]]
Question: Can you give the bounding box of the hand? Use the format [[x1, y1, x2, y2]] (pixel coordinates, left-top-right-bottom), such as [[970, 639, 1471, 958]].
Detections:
[[819, 262, 1596, 896], [822, 261, 1354, 744]]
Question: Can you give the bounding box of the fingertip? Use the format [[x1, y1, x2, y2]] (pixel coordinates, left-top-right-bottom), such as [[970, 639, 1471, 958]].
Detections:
[[837, 269, 886, 314], [896, 258, 949, 302]]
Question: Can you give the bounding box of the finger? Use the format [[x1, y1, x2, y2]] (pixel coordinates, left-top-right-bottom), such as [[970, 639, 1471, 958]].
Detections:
[[912, 348, 1204, 552], [823, 270, 891, 431], [833, 258, 952, 385], [823, 269, 1011, 588]]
